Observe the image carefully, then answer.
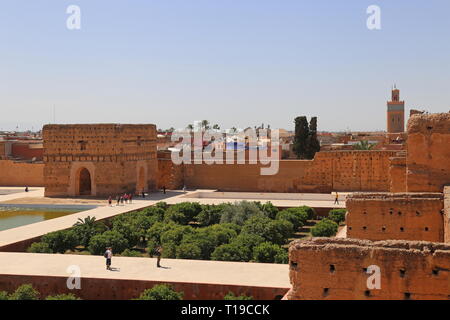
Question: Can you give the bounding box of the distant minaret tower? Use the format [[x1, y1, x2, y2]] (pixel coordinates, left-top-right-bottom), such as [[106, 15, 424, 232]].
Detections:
[[387, 85, 405, 133]]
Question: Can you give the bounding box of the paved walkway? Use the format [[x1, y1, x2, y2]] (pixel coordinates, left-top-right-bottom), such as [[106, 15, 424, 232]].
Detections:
[[0, 252, 290, 289]]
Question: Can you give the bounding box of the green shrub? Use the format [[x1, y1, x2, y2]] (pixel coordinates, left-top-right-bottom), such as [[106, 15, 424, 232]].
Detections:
[[112, 211, 159, 247], [27, 242, 53, 253], [311, 218, 339, 237], [299, 206, 316, 220], [8, 284, 39, 300], [137, 284, 183, 300], [176, 242, 202, 259], [164, 202, 202, 224], [224, 292, 253, 300], [45, 293, 80, 300], [241, 216, 293, 245], [195, 204, 224, 226], [231, 233, 265, 252], [140, 206, 165, 221], [0, 291, 9, 300], [260, 202, 279, 219], [155, 202, 169, 210], [72, 216, 107, 248], [88, 230, 129, 255], [252, 242, 286, 263], [211, 243, 251, 262], [41, 230, 78, 253], [120, 249, 143, 257], [328, 209, 346, 224], [276, 210, 305, 230], [220, 201, 265, 225]]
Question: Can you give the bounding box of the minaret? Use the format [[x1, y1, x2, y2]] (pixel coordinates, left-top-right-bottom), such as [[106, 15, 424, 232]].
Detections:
[[387, 85, 405, 133]]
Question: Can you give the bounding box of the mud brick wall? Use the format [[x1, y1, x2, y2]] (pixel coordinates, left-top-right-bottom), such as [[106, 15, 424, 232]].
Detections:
[[287, 238, 450, 300], [346, 193, 444, 242], [0, 160, 44, 186], [182, 150, 396, 193], [445, 187, 450, 243], [43, 124, 157, 197], [407, 113, 450, 192]]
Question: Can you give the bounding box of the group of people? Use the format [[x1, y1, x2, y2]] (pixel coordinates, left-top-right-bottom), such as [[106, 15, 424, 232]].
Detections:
[[104, 245, 163, 270], [107, 193, 134, 206]]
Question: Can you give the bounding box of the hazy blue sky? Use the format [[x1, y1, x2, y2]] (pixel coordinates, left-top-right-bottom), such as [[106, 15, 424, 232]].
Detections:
[[1, 0, 449, 132]]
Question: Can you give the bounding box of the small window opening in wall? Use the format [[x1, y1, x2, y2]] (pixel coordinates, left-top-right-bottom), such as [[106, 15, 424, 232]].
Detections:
[[363, 211, 367, 215], [432, 269, 439, 276], [398, 211, 402, 216], [425, 227, 429, 231], [416, 211, 420, 216], [404, 292, 411, 300], [400, 227, 404, 232], [399, 269, 406, 278], [348, 226, 352, 230], [364, 290, 371, 297], [323, 288, 329, 296], [389, 210, 393, 215], [363, 226, 367, 230], [329, 264, 335, 273], [362, 267, 367, 272], [290, 261, 298, 270], [382, 226, 386, 232], [427, 126, 433, 130]]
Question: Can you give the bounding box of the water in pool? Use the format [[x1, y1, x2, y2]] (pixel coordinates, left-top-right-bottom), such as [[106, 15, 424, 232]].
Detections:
[[0, 205, 96, 231]]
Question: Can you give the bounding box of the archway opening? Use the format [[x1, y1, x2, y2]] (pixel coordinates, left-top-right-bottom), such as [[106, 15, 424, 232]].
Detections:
[[137, 167, 146, 193], [78, 168, 92, 196]]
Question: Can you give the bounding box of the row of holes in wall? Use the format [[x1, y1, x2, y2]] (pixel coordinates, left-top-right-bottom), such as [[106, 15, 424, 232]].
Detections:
[[347, 226, 430, 232]]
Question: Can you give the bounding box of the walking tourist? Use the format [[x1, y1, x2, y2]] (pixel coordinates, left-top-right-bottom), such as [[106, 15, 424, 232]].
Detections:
[[104, 247, 113, 270], [163, 186, 166, 194], [108, 196, 112, 206], [334, 192, 339, 205], [142, 190, 145, 198], [154, 245, 163, 268], [116, 195, 120, 206], [120, 196, 124, 205], [128, 193, 133, 204]]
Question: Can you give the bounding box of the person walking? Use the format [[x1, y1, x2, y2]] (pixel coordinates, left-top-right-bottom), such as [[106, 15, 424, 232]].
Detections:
[[108, 196, 112, 207], [120, 195, 124, 205], [116, 195, 120, 206], [104, 247, 112, 270], [154, 245, 163, 268], [334, 192, 339, 205], [142, 190, 145, 198], [163, 186, 166, 194], [128, 193, 133, 204]]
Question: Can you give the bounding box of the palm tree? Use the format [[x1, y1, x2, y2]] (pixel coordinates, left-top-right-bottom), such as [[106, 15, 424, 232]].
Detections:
[[212, 124, 220, 130], [201, 120, 210, 131], [186, 124, 194, 132], [74, 216, 97, 227]]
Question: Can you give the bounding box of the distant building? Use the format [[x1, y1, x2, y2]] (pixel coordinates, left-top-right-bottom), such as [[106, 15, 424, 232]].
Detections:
[[387, 86, 405, 133]]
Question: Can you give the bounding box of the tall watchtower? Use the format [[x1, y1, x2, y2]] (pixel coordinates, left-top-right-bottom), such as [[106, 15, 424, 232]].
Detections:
[[387, 86, 405, 133]]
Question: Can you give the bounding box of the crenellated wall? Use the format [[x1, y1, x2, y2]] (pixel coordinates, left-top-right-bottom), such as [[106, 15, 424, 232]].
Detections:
[[287, 238, 450, 300], [406, 113, 450, 192], [346, 193, 445, 242], [43, 124, 158, 197], [183, 150, 396, 193]]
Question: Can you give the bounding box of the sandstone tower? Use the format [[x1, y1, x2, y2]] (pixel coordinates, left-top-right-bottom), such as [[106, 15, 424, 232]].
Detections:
[[43, 124, 158, 197], [387, 86, 405, 133]]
